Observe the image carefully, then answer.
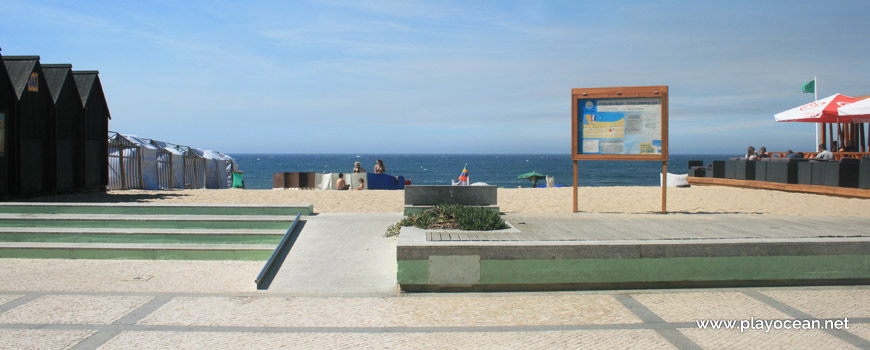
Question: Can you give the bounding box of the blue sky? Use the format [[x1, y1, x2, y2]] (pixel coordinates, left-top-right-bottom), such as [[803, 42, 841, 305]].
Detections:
[[3, 0, 868, 154]]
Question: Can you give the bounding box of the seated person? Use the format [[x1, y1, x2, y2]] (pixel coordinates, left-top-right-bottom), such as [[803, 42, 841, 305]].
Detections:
[[758, 146, 771, 158], [813, 144, 834, 160], [784, 150, 800, 159], [354, 178, 365, 190], [335, 173, 349, 190], [745, 146, 757, 160], [352, 161, 365, 173], [842, 142, 859, 152]]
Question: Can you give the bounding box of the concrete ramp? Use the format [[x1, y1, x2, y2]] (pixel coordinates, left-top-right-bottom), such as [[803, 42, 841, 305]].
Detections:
[[265, 213, 403, 296]]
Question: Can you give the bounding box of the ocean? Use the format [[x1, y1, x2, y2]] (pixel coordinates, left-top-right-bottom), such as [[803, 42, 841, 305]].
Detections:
[[227, 154, 732, 190]]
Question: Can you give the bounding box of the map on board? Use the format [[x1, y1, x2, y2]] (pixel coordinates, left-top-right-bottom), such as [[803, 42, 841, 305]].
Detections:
[[578, 98, 662, 155]]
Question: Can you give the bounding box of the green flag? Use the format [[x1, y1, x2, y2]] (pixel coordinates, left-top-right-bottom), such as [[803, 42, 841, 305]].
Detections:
[[802, 80, 815, 93]]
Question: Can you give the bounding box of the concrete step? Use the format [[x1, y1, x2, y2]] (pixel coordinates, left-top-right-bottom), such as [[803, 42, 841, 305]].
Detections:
[[0, 242, 275, 260], [0, 214, 296, 230], [0, 202, 314, 216], [0, 227, 286, 234], [0, 226, 285, 244]]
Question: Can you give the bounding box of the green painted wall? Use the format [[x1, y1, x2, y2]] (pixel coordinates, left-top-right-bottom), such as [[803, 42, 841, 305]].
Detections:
[[0, 233, 282, 245], [0, 219, 290, 230], [0, 205, 313, 216], [482, 255, 869, 284], [398, 255, 870, 286], [397, 260, 430, 284], [0, 248, 272, 260]]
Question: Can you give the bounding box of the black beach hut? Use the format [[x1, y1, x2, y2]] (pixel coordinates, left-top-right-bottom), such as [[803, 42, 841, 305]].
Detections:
[[3, 56, 54, 197], [73, 70, 110, 191], [43, 64, 84, 192], [0, 51, 15, 198]]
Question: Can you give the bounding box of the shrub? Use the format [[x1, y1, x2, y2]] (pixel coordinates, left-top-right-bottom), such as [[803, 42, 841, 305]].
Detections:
[[384, 204, 507, 237]]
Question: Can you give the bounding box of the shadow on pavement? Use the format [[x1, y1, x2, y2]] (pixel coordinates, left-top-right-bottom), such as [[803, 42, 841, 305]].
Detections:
[[256, 220, 307, 290]]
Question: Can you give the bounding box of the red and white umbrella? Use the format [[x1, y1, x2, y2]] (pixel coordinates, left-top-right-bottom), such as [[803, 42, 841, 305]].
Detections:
[[774, 93, 861, 123], [837, 98, 870, 122]]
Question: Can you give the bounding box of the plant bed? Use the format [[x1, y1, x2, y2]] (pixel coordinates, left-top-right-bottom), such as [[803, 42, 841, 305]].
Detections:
[[385, 204, 508, 237]]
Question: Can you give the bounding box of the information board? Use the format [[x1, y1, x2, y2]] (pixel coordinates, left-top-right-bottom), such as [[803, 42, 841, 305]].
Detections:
[[27, 73, 38, 92], [571, 86, 669, 213], [571, 86, 668, 161]]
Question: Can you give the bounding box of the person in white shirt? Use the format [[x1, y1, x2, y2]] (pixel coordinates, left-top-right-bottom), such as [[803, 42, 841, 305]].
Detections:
[[814, 144, 834, 160]]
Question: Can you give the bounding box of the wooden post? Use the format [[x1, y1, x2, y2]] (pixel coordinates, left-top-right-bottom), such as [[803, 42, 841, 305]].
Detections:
[[862, 123, 867, 152], [573, 160, 579, 213], [820, 123, 826, 150], [169, 153, 174, 188], [138, 148, 144, 189], [839, 124, 845, 150], [844, 124, 849, 146], [661, 161, 667, 213], [828, 123, 834, 150], [846, 123, 852, 147], [118, 146, 125, 190]]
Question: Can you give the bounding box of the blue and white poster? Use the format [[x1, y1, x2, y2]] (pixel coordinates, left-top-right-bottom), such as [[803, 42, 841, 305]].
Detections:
[[578, 97, 662, 155]]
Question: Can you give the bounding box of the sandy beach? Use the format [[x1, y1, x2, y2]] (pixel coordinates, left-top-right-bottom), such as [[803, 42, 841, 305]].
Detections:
[[24, 186, 870, 216]]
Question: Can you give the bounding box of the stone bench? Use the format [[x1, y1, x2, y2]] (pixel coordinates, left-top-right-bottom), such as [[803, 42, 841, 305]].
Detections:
[[403, 185, 498, 215]]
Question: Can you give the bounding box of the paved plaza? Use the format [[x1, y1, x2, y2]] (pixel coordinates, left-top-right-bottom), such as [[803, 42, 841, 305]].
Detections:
[[0, 211, 867, 349], [0, 259, 868, 349]]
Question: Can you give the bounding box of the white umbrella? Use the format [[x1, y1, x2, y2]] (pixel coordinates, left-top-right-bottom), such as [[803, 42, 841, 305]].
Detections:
[[837, 98, 870, 121]]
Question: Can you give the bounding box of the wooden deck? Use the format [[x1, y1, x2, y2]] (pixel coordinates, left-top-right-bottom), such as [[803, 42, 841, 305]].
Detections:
[[425, 213, 870, 242], [687, 177, 870, 199]]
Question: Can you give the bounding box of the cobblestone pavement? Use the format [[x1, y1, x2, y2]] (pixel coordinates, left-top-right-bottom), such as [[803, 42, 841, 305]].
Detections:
[[1, 259, 868, 349], [1, 287, 868, 349]]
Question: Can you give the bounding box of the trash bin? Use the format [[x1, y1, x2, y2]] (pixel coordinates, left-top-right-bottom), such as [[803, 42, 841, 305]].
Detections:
[[232, 171, 245, 189]]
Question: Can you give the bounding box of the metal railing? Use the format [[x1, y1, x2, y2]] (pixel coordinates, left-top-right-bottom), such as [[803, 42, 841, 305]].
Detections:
[[770, 151, 870, 160], [255, 213, 303, 290]]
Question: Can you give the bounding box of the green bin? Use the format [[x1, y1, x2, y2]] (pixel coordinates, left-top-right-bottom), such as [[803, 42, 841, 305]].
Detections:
[[232, 171, 245, 188]]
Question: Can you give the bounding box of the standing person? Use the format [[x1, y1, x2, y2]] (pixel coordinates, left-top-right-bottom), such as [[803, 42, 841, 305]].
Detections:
[[352, 161, 365, 173], [335, 173, 349, 190], [374, 159, 386, 174]]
